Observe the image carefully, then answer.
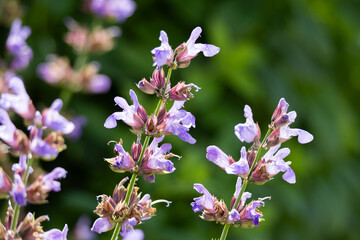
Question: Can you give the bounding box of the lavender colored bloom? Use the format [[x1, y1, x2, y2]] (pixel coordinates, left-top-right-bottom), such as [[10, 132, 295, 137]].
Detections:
[[120, 217, 137, 237], [6, 19, 33, 71], [233, 177, 252, 206], [90, 0, 136, 22], [206, 145, 232, 169], [227, 209, 241, 222], [0, 108, 16, 146], [164, 100, 196, 144], [234, 105, 260, 143], [191, 184, 215, 213], [42, 99, 75, 134], [0, 75, 33, 119], [12, 154, 33, 177], [123, 229, 144, 240], [86, 74, 111, 93], [41, 224, 68, 240], [104, 89, 141, 129], [141, 136, 175, 181], [206, 146, 249, 176], [74, 215, 97, 240], [151, 30, 173, 67], [67, 115, 87, 140], [243, 200, 266, 226], [91, 217, 114, 234], [279, 111, 314, 144], [29, 128, 58, 159], [225, 146, 250, 175], [185, 27, 220, 58], [263, 144, 295, 183], [10, 174, 27, 206], [114, 143, 135, 171], [42, 167, 67, 192]]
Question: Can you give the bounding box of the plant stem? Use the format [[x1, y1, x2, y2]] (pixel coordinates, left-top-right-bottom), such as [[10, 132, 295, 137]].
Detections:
[[219, 128, 272, 240], [110, 67, 173, 239], [10, 157, 35, 231]]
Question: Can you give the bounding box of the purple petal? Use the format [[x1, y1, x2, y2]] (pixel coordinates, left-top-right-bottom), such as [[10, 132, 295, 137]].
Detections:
[[206, 146, 230, 169], [120, 217, 137, 237], [225, 146, 249, 175], [91, 217, 114, 234], [282, 167, 296, 184], [0, 108, 16, 144], [123, 229, 144, 240], [10, 174, 27, 206], [297, 129, 314, 144], [41, 224, 68, 240], [43, 167, 67, 192], [227, 209, 240, 222], [151, 30, 173, 67], [234, 105, 259, 143], [192, 184, 214, 212], [43, 99, 75, 134]]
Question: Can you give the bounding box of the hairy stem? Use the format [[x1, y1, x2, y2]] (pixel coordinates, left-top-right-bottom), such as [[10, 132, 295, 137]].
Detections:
[[219, 128, 272, 240]]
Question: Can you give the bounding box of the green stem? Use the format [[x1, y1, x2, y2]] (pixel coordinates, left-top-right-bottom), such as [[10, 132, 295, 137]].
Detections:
[[59, 88, 73, 111], [219, 128, 272, 240], [10, 157, 35, 231], [109, 66, 172, 239]]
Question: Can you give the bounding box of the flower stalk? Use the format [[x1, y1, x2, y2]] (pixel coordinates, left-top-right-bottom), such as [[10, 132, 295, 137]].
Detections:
[[219, 128, 272, 240]]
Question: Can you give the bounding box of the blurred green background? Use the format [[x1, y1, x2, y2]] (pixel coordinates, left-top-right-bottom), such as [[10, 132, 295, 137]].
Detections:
[[1, 0, 360, 239]]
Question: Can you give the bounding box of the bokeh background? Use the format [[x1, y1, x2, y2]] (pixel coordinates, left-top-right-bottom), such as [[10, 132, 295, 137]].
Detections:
[[1, 0, 360, 239]]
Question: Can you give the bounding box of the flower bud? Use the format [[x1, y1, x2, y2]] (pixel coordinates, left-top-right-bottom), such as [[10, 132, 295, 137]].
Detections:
[[169, 81, 200, 101], [136, 78, 156, 94], [145, 114, 158, 134], [131, 142, 142, 162], [151, 67, 166, 90], [250, 158, 270, 185], [271, 98, 290, 128], [265, 128, 280, 148], [0, 168, 12, 197]]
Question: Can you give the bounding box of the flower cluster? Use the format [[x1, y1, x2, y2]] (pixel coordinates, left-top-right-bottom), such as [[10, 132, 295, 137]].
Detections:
[[0, 202, 68, 240], [192, 98, 313, 235], [1, 19, 33, 72], [91, 177, 169, 236], [0, 18, 73, 239], [89, 0, 136, 23], [93, 26, 219, 238]]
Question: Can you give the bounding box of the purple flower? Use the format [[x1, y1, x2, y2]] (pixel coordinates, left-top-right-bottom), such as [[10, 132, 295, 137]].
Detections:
[[0, 75, 35, 120], [111, 143, 135, 172], [6, 19, 33, 71], [42, 167, 67, 192], [104, 90, 143, 129], [91, 217, 114, 234], [42, 99, 75, 134], [86, 74, 111, 94], [10, 174, 27, 206], [227, 209, 241, 222], [12, 154, 33, 178], [234, 105, 260, 143], [243, 200, 266, 226], [190, 184, 215, 213], [40, 224, 68, 240], [141, 136, 176, 182], [67, 115, 87, 140], [225, 147, 250, 176], [164, 100, 196, 144], [263, 144, 295, 183], [233, 177, 252, 206], [0, 108, 16, 147], [90, 0, 136, 22], [206, 146, 249, 177], [74, 215, 97, 240], [151, 30, 173, 67], [123, 229, 144, 240], [184, 27, 220, 58], [278, 111, 314, 144], [120, 217, 137, 238], [29, 128, 58, 160]]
